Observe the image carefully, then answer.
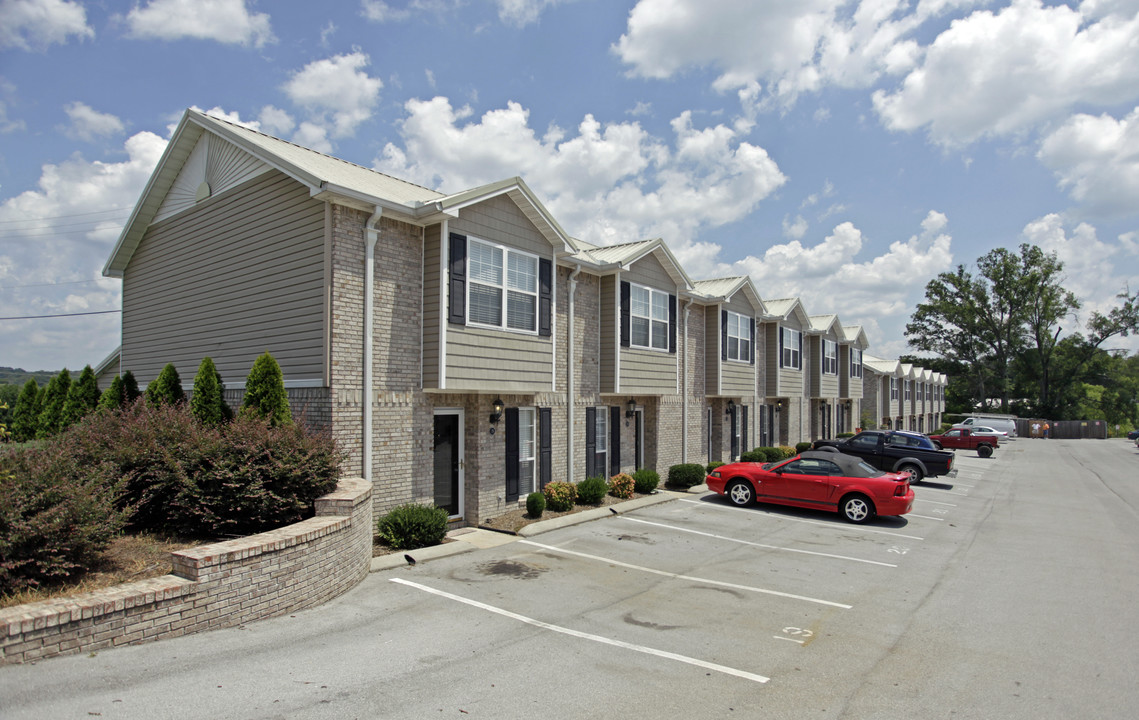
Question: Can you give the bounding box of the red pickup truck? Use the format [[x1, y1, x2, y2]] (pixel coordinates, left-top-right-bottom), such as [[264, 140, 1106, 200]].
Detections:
[[927, 427, 999, 457]]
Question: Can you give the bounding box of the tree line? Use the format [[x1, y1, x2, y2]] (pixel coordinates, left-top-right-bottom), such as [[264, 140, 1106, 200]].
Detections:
[[905, 243, 1139, 426]]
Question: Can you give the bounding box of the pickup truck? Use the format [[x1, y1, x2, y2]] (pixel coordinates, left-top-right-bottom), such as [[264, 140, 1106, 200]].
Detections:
[[928, 427, 999, 457], [812, 430, 956, 483]]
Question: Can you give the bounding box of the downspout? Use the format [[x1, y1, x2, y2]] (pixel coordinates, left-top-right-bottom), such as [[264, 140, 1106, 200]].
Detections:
[[566, 264, 581, 482], [364, 208, 382, 484], [682, 298, 693, 463]]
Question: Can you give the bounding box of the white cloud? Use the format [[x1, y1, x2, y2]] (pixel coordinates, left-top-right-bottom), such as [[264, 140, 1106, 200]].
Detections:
[[283, 52, 383, 140], [783, 214, 808, 239], [874, 0, 1139, 146], [728, 210, 954, 347], [496, 0, 577, 27], [0, 0, 93, 50], [61, 102, 125, 142], [125, 0, 274, 47], [374, 97, 786, 260], [360, 0, 462, 23], [0, 130, 169, 370], [1037, 108, 1139, 216], [257, 105, 296, 137]]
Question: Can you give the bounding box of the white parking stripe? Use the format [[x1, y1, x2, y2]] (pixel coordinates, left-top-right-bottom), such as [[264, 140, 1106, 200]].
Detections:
[[915, 498, 957, 506], [620, 516, 905, 563], [391, 578, 770, 684], [680, 498, 925, 540], [521, 540, 855, 608], [906, 514, 945, 521], [922, 488, 971, 496]]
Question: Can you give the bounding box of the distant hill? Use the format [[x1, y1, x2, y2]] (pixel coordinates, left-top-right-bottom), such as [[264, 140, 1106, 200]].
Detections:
[[0, 367, 60, 387]]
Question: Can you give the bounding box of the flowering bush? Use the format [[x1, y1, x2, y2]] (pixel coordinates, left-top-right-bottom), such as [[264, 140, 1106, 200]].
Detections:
[[608, 472, 635, 499], [543, 481, 576, 512]]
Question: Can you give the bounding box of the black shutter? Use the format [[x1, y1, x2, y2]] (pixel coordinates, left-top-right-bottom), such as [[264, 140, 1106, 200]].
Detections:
[[610, 406, 621, 476], [505, 408, 519, 502], [539, 407, 552, 489], [448, 233, 467, 325], [620, 281, 631, 348], [778, 327, 784, 368], [798, 330, 803, 370], [730, 406, 739, 459], [742, 406, 748, 453], [538, 258, 552, 337], [749, 318, 756, 365], [721, 309, 728, 361], [585, 407, 596, 479], [668, 294, 677, 353]]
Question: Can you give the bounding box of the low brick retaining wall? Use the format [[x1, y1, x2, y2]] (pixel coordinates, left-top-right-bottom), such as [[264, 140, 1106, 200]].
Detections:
[[0, 476, 372, 665]]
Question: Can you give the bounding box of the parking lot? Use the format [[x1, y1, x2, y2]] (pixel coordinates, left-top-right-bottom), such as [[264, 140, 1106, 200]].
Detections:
[[2, 439, 1138, 719]]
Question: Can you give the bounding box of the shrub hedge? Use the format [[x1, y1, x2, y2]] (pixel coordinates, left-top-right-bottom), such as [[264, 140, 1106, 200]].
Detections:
[[576, 476, 608, 505], [543, 481, 576, 512], [608, 472, 635, 499], [667, 463, 706, 488], [632, 468, 659, 494], [526, 491, 546, 518], [376, 503, 449, 550]]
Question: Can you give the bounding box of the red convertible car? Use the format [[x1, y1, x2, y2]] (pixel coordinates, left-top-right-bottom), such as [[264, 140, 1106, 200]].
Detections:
[[706, 450, 915, 524]]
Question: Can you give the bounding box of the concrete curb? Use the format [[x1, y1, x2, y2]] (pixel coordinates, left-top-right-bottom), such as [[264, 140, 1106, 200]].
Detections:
[[517, 491, 677, 537]]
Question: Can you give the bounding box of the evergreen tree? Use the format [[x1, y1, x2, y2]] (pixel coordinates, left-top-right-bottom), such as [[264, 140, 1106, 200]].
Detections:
[[145, 363, 186, 406], [36, 368, 71, 438], [98, 375, 126, 410], [191, 357, 229, 425], [61, 365, 100, 429], [121, 370, 141, 404], [11, 379, 39, 442], [241, 351, 292, 426]]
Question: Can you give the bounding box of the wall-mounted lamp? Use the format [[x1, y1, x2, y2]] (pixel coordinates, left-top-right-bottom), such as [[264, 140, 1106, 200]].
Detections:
[[626, 398, 637, 418], [726, 399, 735, 416], [775, 399, 784, 413], [489, 397, 504, 425]]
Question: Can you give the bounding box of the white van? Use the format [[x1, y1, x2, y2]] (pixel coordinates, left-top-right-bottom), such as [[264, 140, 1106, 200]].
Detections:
[[954, 415, 1018, 438]]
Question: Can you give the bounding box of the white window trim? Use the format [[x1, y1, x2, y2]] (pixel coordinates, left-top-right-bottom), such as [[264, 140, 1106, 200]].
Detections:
[[630, 282, 670, 352], [823, 339, 838, 375], [594, 406, 608, 476], [726, 310, 752, 363], [466, 237, 540, 335], [890, 377, 899, 400], [781, 326, 801, 370], [850, 348, 863, 379], [518, 407, 537, 495]]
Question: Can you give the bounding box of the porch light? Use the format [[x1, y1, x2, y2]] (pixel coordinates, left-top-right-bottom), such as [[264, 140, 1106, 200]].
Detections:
[[626, 398, 636, 418], [726, 399, 735, 416], [775, 399, 784, 412], [489, 397, 504, 424]]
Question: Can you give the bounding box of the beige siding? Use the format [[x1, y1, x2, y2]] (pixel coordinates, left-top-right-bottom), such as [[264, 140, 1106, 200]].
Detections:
[[600, 275, 617, 393], [704, 306, 720, 394], [122, 170, 325, 385], [422, 224, 442, 388], [620, 348, 677, 394], [722, 360, 754, 396], [624, 253, 674, 291], [819, 336, 840, 398], [444, 326, 552, 392], [451, 194, 550, 257]]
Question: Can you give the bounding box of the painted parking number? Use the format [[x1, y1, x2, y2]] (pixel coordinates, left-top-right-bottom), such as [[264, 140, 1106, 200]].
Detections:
[[888, 546, 909, 555], [776, 627, 814, 645]]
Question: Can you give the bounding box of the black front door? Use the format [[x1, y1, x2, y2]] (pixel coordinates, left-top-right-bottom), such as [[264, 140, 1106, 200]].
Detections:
[[433, 413, 460, 515]]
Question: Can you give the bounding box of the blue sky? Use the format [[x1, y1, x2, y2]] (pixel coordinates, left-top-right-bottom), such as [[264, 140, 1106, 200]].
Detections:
[[2, 0, 1138, 373]]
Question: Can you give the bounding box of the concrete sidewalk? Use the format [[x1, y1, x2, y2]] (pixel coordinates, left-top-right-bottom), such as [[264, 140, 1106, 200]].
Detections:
[[368, 486, 705, 572]]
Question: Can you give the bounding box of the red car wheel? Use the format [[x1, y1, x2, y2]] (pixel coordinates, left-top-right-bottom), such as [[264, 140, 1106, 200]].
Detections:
[[840, 494, 874, 524], [726, 479, 755, 507]]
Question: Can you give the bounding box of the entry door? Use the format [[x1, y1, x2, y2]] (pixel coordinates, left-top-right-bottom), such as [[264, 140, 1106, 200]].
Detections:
[[433, 411, 463, 516], [634, 408, 644, 470]]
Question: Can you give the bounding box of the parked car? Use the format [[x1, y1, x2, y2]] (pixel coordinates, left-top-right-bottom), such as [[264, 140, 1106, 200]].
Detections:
[[706, 450, 915, 524], [928, 427, 999, 457], [1126, 428, 1139, 440], [969, 425, 1008, 439], [954, 416, 1018, 438], [812, 430, 957, 483]]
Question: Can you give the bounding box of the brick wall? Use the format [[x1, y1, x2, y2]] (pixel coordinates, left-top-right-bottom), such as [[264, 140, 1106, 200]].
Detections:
[[0, 477, 372, 666]]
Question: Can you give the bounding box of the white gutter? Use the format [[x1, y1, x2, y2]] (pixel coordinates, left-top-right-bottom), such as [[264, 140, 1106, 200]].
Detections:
[[567, 264, 581, 482], [364, 208, 382, 484], [682, 298, 693, 463]]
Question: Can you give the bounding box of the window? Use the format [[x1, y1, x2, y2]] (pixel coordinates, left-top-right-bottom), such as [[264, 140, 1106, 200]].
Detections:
[[518, 408, 536, 495], [630, 284, 669, 350], [904, 381, 911, 401], [781, 327, 801, 369], [594, 406, 608, 474], [918, 383, 924, 402], [468, 239, 538, 332], [890, 378, 899, 400], [850, 348, 863, 379], [727, 311, 752, 362], [822, 339, 838, 375]]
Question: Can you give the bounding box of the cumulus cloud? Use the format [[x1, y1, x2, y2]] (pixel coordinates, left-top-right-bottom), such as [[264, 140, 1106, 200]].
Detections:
[[728, 210, 954, 346], [125, 0, 274, 47], [1037, 108, 1139, 216], [873, 1, 1139, 146], [360, 0, 463, 23], [283, 52, 383, 140], [0, 130, 169, 369], [496, 0, 577, 27], [61, 102, 125, 142], [0, 0, 93, 50], [374, 96, 786, 261]]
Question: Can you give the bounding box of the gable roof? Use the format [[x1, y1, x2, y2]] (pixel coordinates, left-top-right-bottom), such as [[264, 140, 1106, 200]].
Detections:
[[863, 353, 902, 376], [691, 276, 767, 314], [763, 297, 811, 327], [104, 108, 573, 277], [807, 314, 843, 337], [567, 237, 694, 291]]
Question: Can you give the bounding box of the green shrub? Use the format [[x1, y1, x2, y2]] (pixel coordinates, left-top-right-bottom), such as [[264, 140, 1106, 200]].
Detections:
[[706, 461, 725, 474], [56, 400, 341, 537], [632, 468, 659, 494], [121, 371, 141, 404], [98, 375, 126, 411], [795, 441, 812, 454], [146, 363, 186, 407], [543, 481, 576, 512], [36, 369, 71, 439], [11, 379, 40, 443], [667, 463, 706, 488], [61, 365, 100, 431], [242, 352, 292, 427], [608, 472, 635, 499], [526, 491, 546, 518], [376, 503, 449, 550], [740, 449, 765, 462], [836, 432, 854, 438], [777, 445, 797, 459], [576, 476, 608, 505], [191, 357, 231, 426], [0, 444, 126, 595]]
